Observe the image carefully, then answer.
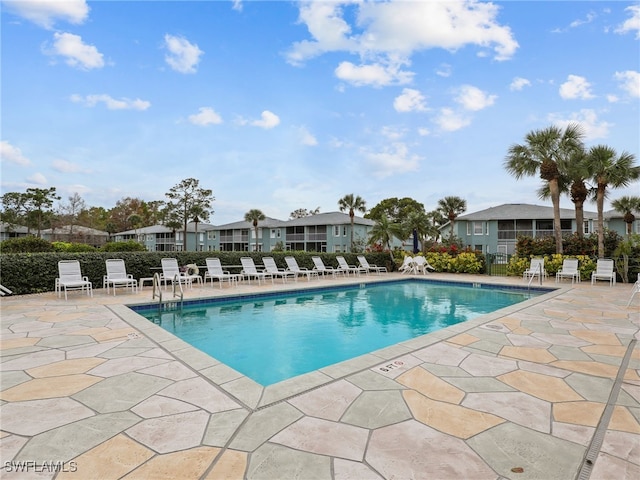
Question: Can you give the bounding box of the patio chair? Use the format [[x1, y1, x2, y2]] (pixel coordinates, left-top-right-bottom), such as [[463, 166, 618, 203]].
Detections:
[[56, 260, 93, 300], [523, 258, 547, 282], [104, 259, 138, 295], [312, 256, 342, 278], [336, 256, 367, 276], [204, 257, 240, 288], [591, 258, 616, 286], [555, 258, 580, 284], [161, 258, 196, 290], [285, 256, 319, 281], [413, 256, 435, 274], [263, 257, 296, 283], [357, 255, 387, 275], [241, 257, 273, 285], [398, 256, 415, 274], [627, 274, 640, 306]]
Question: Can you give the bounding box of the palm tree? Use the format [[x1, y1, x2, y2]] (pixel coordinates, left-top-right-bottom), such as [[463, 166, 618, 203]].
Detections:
[[244, 209, 265, 252], [585, 145, 639, 258], [611, 196, 640, 238], [403, 210, 430, 253], [504, 123, 585, 254], [191, 205, 206, 251], [338, 194, 367, 252], [437, 196, 467, 241], [368, 214, 405, 262]]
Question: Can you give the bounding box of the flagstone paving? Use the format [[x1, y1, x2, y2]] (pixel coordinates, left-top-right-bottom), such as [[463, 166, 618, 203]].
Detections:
[[1, 273, 638, 479]]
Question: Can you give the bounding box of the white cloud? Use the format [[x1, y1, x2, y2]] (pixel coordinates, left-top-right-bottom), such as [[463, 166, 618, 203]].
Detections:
[[614, 70, 640, 98], [436, 63, 452, 77], [455, 85, 496, 111], [287, 0, 518, 67], [569, 12, 596, 29], [559, 75, 595, 100], [188, 107, 223, 126], [335, 60, 413, 87], [3, 0, 89, 29], [549, 109, 612, 141], [615, 5, 640, 39], [364, 142, 421, 178], [47, 32, 104, 70], [417, 127, 430, 136], [71, 94, 151, 110], [0, 141, 31, 166], [164, 34, 203, 74], [52, 159, 91, 174], [232, 0, 243, 12], [27, 172, 48, 185], [251, 111, 280, 129], [380, 126, 406, 140], [394, 88, 427, 112], [510, 77, 531, 91], [434, 108, 471, 131], [298, 126, 318, 146]]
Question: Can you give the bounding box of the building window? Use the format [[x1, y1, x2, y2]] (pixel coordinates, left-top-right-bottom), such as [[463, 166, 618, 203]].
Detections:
[[343, 226, 347, 236], [270, 229, 276, 239], [474, 222, 483, 235], [466, 223, 471, 235], [334, 226, 340, 237], [583, 221, 590, 234]]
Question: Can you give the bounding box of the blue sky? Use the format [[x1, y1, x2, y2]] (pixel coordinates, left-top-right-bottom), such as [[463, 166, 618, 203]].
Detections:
[[1, 0, 639, 225]]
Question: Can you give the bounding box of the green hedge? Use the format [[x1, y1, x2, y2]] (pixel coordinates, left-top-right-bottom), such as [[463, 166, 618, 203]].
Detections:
[[0, 251, 394, 295]]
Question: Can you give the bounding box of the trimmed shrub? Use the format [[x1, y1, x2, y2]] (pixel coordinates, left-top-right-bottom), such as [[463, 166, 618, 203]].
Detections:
[[0, 236, 55, 253], [101, 241, 147, 252], [53, 242, 96, 252]]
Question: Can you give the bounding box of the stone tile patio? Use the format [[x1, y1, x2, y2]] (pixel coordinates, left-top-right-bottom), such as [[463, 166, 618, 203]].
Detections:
[[1, 273, 638, 479]]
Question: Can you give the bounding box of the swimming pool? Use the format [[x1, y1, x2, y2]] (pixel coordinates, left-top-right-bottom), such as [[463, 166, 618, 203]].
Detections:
[[133, 279, 545, 386]]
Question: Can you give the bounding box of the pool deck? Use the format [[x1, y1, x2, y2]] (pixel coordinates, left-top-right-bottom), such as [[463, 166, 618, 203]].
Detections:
[[1, 273, 638, 479]]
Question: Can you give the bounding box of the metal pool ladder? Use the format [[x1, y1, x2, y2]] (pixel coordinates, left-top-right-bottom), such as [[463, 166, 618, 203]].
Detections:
[[526, 261, 543, 295], [152, 273, 184, 311]]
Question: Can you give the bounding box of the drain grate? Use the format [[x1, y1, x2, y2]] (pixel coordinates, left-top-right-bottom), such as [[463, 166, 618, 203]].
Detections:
[[575, 338, 637, 480]]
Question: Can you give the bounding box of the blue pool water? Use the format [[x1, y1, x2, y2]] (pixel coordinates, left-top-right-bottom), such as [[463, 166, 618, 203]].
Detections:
[[133, 280, 543, 386]]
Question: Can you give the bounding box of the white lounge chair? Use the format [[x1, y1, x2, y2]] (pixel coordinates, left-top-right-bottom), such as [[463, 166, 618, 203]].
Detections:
[[591, 259, 616, 286], [413, 256, 435, 274], [555, 258, 580, 284], [204, 257, 239, 288], [336, 256, 367, 276], [627, 275, 640, 306], [312, 256, 342, 278], [285, 256, 319, 281], [56, 260, 93, 300], [357, 256, 387, 275], [398, 256, 415, 274], [161, 258, 199, 290], [263, 257, 296, 283], [523, 258, 547, 282], [104, 259, 138, 295], [241, 257, 273, 285]]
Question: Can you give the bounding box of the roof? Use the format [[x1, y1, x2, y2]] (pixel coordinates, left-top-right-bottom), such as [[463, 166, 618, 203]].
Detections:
[[604, 209, 640, 220], [115, 221, 215, 236], [457, 203, 598, 221], [0, 222, 30, 234], [41, 225, 109, 236], [286, 211, 375, 227], [213, 216, 286, 230]]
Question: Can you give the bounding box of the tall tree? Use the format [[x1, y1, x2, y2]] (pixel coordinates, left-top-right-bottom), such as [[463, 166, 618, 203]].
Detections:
[[338, 193, 367, 252], [368, 214, 405, 262], [289, 207, 320, 219], [504, 123, 585, 254], [165, 178, 214, 251], [403, 210, 431, 253], [586, 145, 640, 257], [25, 187, 60, 237], [437, 196, 467, 241], [611, 196, 640, 238], [0, 192, 30, 229], [244, 209, 265, 252], [58, 192, 86, 235]]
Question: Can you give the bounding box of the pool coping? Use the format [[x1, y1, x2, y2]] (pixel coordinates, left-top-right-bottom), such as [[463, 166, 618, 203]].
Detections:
[[113, 277, 566, 410]]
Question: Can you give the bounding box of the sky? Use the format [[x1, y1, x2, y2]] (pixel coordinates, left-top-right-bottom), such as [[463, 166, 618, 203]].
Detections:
[[1, 0, 639, 226]]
